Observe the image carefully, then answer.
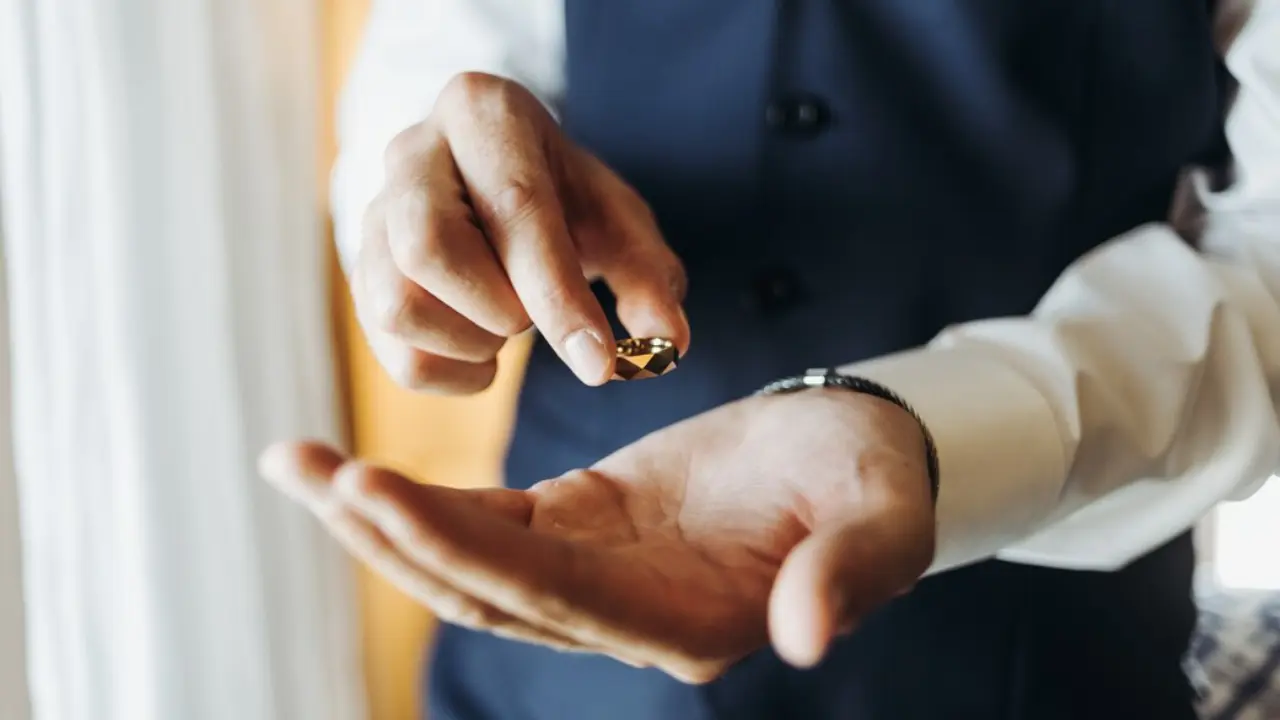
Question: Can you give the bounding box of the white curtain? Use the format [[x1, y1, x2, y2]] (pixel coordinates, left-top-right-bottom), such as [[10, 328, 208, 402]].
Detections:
[[0, 1, 367, 719], [0, 239, 32, 720]]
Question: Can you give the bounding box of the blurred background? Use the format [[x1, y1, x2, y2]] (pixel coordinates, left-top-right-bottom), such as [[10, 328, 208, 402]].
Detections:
[[0, 1, 1276, 720]]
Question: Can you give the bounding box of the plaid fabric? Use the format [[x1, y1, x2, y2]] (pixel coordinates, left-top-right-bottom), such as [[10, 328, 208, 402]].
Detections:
[[1186, 592, 1280, 720]]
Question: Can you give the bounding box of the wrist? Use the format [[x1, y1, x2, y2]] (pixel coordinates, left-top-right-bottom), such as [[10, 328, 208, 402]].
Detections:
[[756, 369, 940, 505], [840, 345, 1066, 573], [833, 391, 934, 507]]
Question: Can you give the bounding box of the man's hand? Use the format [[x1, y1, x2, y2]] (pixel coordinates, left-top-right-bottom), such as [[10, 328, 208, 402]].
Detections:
[[260, 391, 936, 683], [356, 72, 689, 393]]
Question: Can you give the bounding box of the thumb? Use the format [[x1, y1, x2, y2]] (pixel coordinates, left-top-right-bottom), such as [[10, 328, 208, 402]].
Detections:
[[573, 152, 691, 356], [768, 501, 934, 669]]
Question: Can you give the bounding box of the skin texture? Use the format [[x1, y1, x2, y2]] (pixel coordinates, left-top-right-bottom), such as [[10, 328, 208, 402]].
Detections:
[[273, 72, 936, 683], [261, 390, 936, 682], [352, 72, 689, 394]]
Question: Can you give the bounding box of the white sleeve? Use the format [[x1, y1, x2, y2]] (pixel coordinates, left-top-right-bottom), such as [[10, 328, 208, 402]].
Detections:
[[329, 0, 565, 271], [843, 1, 1280, 573]]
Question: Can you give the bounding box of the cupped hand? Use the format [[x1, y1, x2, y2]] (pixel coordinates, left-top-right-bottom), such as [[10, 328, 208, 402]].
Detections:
[[260, 390, 935, 683], [355, 72, 689, 394]]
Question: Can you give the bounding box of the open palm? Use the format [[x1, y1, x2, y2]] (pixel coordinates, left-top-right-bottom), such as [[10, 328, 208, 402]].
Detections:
[[262, 390, 935, 682]]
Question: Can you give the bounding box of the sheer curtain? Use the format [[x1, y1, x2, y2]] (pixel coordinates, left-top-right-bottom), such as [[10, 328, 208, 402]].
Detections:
[[0, 236, 31, 720], [0, 1, 367, 719]]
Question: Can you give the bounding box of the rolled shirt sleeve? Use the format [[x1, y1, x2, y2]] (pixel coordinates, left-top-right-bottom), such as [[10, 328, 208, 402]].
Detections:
[[846, 1, 1280, 573]]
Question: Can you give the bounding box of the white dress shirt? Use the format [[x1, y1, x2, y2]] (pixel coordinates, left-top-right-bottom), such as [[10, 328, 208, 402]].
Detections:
[[332, 0, 1280, 574]]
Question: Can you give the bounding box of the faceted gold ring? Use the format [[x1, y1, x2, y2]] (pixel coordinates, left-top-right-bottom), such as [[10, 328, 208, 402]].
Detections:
[[611, 337, 679, 381]]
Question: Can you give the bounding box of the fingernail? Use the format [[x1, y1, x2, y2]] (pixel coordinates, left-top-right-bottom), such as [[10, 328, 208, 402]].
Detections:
[[564, 328, 611, 384]]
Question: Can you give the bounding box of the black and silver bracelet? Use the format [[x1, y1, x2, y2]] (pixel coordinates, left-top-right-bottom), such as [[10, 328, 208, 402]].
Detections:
[[756, 368, 940, 504]]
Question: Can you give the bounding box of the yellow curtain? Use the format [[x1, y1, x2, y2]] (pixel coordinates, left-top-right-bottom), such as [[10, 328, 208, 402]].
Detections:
[[320, 2, 530, 718]]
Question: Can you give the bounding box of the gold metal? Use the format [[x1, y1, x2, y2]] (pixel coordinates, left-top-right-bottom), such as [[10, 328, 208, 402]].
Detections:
[[612, 337, 679, 381]]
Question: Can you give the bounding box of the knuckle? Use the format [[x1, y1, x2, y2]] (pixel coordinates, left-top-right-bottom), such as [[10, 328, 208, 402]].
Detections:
[[406, 355, 499, 397], [492, 180, 546, 235], [371, 280, 421, 336], [383, 188, 441, 269], [438, 71, 504, 114], [393, 238, 437, 279], [383, 124, 426, 176], [491, 312, 533, 339], [380, 347, 426, 389], [457, 331, 508, 364], [527, 281, 574, 322], [359, 192, 387, 245]]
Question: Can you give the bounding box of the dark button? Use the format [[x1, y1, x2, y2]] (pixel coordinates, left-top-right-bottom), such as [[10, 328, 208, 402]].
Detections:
[[744, 267, 805, 316], [764, 95, 832, 138]]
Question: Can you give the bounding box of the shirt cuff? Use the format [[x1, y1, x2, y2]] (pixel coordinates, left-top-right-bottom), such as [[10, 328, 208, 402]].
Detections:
[[841, 344, 1069, 574]]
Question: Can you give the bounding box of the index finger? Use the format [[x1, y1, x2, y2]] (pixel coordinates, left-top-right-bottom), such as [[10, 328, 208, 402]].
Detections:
[[438, 77, 615, 385]]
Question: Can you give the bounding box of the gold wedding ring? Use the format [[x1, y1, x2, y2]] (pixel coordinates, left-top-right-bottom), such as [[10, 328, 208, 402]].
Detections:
[[611, 337, 679, 381]]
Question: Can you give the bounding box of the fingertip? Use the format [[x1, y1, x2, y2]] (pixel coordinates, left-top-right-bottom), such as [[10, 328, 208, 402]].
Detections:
[[258, 441, 346, 506], [769, 581, 830, 670], [257, 442, 295, 480], [615, 295, 691, 359], [768, 535, 840, 669]]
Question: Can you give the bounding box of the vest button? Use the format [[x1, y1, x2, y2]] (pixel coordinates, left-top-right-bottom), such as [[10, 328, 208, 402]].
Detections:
[[765, 95, 832, 138]]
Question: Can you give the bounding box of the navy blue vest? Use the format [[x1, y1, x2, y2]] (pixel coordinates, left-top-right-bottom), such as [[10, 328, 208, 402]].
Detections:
[[429, 2, 1227, 718]]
